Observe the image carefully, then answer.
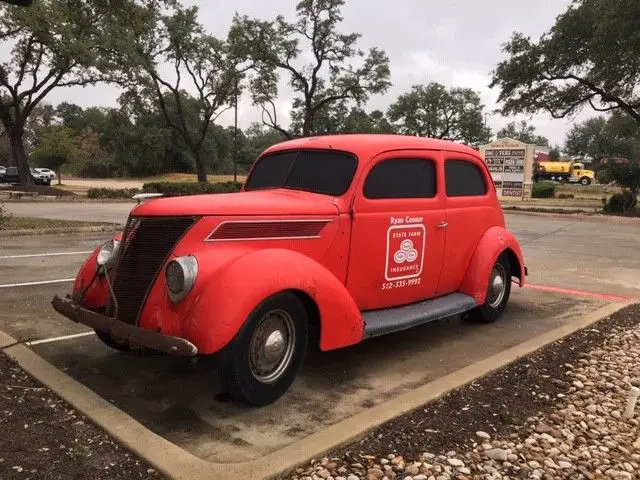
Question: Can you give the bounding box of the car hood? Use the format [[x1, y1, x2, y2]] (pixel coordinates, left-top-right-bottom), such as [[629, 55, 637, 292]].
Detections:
[[131, 189, 340, 217]]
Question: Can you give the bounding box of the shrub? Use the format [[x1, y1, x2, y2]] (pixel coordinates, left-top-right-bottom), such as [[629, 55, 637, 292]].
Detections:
[[87, 187, 141, 199], [532, 181, 556, 198], [604, 191, 638, 214], [141, 181, 243, 196], [596, 168, 612, 185]]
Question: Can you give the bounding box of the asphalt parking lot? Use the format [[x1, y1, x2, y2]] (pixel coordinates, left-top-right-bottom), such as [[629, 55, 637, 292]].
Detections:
[[1, 209, 639, 466]]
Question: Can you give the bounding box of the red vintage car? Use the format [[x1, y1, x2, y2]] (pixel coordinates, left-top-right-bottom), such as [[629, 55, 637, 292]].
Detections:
[[52, 134, 527, 406]]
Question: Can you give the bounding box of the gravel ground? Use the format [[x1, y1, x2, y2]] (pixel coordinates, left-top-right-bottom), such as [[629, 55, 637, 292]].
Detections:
[[282, 303, 640, 480]]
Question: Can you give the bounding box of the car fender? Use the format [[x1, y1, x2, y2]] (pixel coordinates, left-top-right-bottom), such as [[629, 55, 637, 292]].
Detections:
[[459, 226, 526, 304], [185, 248, 363, 355], [72, 232, 122, 309]]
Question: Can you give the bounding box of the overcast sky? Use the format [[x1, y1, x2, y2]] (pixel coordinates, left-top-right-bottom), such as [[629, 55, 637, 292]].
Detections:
[[45, 0, 585, 147]]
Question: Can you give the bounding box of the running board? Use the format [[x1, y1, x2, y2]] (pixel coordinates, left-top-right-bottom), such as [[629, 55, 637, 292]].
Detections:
[[362, 293, 478, 339]]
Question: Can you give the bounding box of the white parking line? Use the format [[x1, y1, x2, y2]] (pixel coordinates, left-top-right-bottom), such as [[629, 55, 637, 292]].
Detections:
[[0, 278, 75, 288], [0, 251, 92, 260], [27, 331, 95, 346]]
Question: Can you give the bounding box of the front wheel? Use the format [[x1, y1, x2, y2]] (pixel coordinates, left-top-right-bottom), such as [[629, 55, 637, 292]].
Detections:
[[219, 292, 308, 406], [580, 176, 591, 186], [465, 253, 512, 324]]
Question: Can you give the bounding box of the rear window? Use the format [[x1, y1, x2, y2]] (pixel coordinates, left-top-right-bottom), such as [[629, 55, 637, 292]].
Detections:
[[245, 150, 357, 196], [364, 158, 437, 199], [445, 159, 487, 197]]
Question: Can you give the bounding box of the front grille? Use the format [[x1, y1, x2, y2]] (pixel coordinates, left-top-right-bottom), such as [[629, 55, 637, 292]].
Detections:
[[106, 216, 197, 325]]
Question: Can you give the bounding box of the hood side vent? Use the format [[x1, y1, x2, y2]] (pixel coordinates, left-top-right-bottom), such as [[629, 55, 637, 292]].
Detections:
[[207, 220, 330, 241]]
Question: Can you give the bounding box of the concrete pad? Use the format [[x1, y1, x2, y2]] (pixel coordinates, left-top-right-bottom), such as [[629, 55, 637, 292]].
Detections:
[[29, 288, 605, 464]]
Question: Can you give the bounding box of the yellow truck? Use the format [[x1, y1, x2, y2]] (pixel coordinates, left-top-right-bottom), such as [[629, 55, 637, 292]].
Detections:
[[533, 161, 595, 185]]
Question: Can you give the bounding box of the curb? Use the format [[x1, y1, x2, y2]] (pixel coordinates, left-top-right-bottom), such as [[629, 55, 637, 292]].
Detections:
[[0, 225, 123, 237], [0, 301, 633, 480], [504, 209, 640, 224]]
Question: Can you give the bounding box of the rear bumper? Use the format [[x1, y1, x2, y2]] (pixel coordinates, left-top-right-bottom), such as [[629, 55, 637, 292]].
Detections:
[[51, 295, 198, 356]]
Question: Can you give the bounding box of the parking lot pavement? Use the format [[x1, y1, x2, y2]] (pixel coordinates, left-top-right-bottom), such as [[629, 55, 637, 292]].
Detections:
[[1, 229, 633, 466], [505, 214, 640, 299]]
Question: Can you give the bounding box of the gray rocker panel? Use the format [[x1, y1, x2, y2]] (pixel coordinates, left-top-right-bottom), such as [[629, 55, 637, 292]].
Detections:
[[362, 292, 478, 339]]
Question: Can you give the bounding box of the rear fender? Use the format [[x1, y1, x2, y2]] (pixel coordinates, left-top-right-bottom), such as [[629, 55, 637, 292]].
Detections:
[[459, 226, 526, 304], [187, 248, 363, 354]]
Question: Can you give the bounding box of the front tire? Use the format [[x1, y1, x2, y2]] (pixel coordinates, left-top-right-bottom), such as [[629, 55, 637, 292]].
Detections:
[[466, 253, 512, 324], [580, 176, 591, 186], [220, 292, 308, 406]]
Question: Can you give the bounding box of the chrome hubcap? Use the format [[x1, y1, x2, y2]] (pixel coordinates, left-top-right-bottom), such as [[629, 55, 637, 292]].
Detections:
[[249, 309, 295, 384], [488, 264, 507, 308]]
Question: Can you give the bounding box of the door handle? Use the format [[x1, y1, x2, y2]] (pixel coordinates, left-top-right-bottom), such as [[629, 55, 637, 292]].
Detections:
[[437, 220, 448, 228]]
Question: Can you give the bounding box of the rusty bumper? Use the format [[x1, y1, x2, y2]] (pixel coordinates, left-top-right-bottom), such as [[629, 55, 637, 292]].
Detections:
[[51, 295, 198, 356]]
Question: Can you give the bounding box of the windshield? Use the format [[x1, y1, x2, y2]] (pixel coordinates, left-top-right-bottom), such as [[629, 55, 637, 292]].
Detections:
[[244, 149, 357, 196]]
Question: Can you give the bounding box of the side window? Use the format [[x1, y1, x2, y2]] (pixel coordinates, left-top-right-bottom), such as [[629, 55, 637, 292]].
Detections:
[[445, 159, 487, 197], [363, 158, 436, 199]]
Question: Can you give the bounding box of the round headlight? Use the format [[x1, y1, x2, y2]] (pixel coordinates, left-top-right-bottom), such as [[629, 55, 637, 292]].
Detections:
[[165, 255, 198, 303], [97, 239, 120, 267]]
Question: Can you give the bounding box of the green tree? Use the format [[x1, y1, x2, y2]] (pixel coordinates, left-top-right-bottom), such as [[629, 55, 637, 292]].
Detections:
[[117, 3, 237, 182], [387, 83, 491, 145], [0, 0, 140, 184], [548, 146, 561, 161], [230, 0, 391, 138], [30, 124, 76, 184], [241, 122, 287, 171], [604, 159, 640, 214], [565, 113, 640, 161], [496, 120, 550, 146], [490, 0, 640, 125]]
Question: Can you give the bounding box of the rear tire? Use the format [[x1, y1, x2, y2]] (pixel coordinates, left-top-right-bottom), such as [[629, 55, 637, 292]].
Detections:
[[466, 253, 512, 324], [219, 292, 308, 406]]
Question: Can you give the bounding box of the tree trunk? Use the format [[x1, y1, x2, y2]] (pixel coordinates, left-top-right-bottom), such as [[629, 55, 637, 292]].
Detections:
[[57, 168, 62, 185], [193, 150, 208, 183], [6, 123, 33, 185]]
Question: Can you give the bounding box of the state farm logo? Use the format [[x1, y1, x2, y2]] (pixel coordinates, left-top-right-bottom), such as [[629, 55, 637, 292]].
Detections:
[[393, 239, 419, 264], [385, 224, 425, 281]]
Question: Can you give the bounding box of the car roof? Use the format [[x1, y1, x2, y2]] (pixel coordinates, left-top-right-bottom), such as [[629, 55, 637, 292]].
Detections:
[[262, 134, 481, 164]]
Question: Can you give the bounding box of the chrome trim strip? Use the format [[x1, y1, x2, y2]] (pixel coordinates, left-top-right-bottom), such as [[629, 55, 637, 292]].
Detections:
[[205, 218, 332, 242]]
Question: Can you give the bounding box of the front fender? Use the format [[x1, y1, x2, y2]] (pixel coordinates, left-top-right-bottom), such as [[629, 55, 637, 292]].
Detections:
[[71, 232, 123, 309], [459, 226, 526, 304], [185, 248, 363, 354]]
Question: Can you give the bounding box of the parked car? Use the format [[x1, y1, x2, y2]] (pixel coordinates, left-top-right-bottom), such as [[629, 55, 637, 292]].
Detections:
[[52, 134, 527, 406], [1, 166, 51, 185], [0, 165, 6, 182], [34, 167, 56, 180]]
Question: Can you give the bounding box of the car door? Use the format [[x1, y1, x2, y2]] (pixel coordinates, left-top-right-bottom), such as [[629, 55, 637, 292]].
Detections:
[[346, 150, 447, 311], [436, 152, 500, 296]]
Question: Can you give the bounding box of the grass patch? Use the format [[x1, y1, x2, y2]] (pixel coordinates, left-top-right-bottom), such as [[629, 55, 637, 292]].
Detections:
[[2, 217, 115, 230]]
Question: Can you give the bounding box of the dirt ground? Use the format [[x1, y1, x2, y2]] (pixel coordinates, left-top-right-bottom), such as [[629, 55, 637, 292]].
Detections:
[[0, 352, 165, 480]]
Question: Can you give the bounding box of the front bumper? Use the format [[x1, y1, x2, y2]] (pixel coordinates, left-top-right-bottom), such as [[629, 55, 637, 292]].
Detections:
[[51, 295, 198, 356]]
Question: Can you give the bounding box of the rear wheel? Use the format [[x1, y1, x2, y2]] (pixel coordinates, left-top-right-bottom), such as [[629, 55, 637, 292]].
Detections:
[[466, 253, 512, 324], [219, 292, 308, 406]]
